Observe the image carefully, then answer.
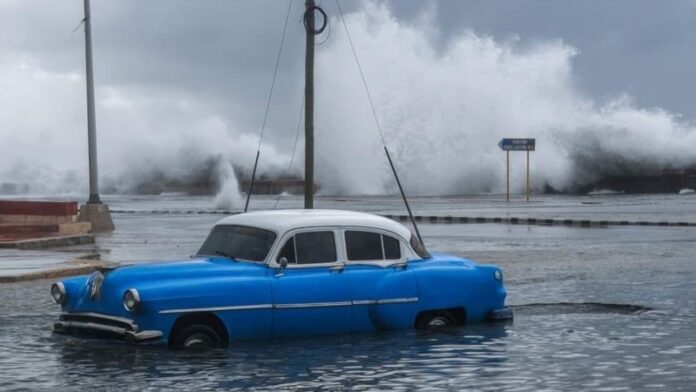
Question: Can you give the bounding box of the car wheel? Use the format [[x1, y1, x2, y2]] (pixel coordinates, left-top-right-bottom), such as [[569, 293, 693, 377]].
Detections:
[[173, 324, 222, 349], [416, 311, 455, 330]]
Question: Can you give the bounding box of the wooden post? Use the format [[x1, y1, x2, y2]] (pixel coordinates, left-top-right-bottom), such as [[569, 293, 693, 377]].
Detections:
[[526, 150, 530, 202], [304, 0, 315, 209], [506, 150, 510, 202]]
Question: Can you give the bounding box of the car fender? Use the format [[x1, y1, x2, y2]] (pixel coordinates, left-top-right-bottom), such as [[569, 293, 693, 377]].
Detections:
[[131, 275, 274, 341], [411, 260, 506, 323]]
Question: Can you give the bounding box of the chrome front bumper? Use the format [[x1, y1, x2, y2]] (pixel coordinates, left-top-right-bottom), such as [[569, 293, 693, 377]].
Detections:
[[53, 312, 163, 343]]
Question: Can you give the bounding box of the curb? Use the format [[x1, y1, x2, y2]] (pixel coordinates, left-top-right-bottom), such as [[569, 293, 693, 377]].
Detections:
[[111, 210, 695, 228], [379, 214, 696, 228], [112, 210, 237, 215], [0, 259, 118, 283], [0, 234, 95, 250]]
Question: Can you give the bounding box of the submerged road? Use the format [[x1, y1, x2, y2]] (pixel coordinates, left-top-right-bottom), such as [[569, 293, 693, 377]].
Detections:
[[0, 194, 694, 390]]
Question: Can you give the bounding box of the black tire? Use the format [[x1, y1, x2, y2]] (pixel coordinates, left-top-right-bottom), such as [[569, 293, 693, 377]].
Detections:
[[171, 323, 223, 349], [415, 311, 455, 330]]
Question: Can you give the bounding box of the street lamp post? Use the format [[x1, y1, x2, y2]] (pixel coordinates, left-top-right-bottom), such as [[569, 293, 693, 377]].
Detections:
[[78, 0, 114, 232], [84, 0, 100, 204]]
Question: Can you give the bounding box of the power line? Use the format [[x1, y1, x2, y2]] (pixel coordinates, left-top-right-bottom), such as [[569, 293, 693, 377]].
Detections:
[[273, 101, 304, 210], [244, 0, 294, 212], [334, 0, 386, 147], [334, 0, 424, 245]]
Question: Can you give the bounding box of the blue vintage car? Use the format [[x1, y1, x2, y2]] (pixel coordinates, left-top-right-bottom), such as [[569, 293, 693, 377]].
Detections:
[[51, 209, 512, 348]]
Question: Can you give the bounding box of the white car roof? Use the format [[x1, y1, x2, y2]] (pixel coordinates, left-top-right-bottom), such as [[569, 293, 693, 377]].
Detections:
[[215, 209, 412, 240]]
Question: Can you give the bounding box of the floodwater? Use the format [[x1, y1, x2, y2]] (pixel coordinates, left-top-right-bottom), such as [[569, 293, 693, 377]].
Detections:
[[1, 194, 695, 391]]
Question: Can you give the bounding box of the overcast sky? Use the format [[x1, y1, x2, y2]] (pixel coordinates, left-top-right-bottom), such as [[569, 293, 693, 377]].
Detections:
[[1, 0, 695, 195], [2, 0, 695, 119]]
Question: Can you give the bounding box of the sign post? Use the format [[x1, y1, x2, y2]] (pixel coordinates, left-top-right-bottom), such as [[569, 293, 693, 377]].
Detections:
[[498, 138, 535, 202], [526, 150, 530, 202], [506, 151, 510, 202]]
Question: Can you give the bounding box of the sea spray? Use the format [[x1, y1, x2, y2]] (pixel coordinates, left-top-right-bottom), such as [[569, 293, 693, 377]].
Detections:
[[0, 60, 291, 195], [314, 2, 696, 195], [213, 159, 243, 210]]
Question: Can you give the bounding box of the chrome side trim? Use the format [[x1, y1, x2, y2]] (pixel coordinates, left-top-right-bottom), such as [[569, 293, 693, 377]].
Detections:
[[158, 297, 420, 314], [159, 304, 273, 314], [351, 300, 376, 305], [374, 297, 419, 304], [274, 301, 353, 309], [352, 297, 418, 305]]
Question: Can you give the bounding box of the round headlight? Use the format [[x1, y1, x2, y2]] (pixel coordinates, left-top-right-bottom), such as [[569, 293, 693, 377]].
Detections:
[[51, 282, 66, 304], [123, 288, 141, 311], [494, 270, 503, 281]]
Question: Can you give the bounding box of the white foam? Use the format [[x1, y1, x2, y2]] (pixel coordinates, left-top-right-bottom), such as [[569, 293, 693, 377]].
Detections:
[[587, 189, 625, 196], [213, 160, 243, 210], [314, 3, 696, 195]]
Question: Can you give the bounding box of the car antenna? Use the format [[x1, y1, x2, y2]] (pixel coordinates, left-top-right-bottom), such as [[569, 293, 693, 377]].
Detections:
[[335, 0, 424, 244]]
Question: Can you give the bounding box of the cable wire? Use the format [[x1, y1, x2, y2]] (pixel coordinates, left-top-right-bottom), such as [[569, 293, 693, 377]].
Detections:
[[335, 0, 424, 245], [273, 101, 305, 210], [244, 0, 294, 212], [334, 0, 386, 147]]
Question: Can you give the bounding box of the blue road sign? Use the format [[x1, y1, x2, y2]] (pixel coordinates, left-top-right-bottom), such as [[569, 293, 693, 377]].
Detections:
[[498, 138, 535, 151]]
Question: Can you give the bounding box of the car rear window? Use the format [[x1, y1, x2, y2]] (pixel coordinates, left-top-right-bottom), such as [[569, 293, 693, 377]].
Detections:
[[345, 231, 402, 261], [197, 225, 276, 262]]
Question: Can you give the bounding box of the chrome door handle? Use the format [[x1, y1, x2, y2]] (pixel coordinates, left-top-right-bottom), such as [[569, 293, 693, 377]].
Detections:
[[329, 265, 345, 273], [392, 262, 407, 270]]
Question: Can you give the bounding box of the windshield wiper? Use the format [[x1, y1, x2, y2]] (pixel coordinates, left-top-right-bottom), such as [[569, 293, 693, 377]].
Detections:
[[213, 250, 239, 261]]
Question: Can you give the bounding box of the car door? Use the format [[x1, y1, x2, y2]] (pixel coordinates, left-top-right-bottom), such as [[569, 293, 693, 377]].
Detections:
[[269, 228, 352, 337], [342, 229, 419, 332]]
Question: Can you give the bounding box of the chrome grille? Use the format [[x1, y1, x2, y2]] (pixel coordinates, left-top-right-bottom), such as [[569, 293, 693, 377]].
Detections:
[[56, 312, 137, 337], [54, 312, 163, 343]]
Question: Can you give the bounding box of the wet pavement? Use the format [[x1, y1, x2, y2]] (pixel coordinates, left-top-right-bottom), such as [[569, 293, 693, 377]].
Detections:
[[0, 194, 695, 390]]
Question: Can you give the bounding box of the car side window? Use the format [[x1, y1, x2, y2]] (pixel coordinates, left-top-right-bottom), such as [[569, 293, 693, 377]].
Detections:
[[277, 237, 296, 263], [293, 231, 337, 264], [345, 231, 402, 261], [345, 231, 382, 260], [383, 235, 401, 260]]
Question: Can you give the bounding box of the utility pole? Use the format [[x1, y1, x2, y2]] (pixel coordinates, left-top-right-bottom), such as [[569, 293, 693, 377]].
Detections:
[[304, 0, 315, 209], [78, 0, 114, 231]]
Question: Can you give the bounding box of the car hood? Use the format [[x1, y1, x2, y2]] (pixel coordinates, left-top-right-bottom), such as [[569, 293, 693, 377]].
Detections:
[[61, 257, 269, 314], [104, 257, 265, 282]]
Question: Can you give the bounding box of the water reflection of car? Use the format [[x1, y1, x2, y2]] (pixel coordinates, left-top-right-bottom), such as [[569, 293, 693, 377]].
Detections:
[[51, 209, 512, 348]]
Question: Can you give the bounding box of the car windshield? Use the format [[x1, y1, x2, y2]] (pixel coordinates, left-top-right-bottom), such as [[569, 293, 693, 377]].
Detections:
[[410, 232, 431, 259], [196, 225, 277, 262]]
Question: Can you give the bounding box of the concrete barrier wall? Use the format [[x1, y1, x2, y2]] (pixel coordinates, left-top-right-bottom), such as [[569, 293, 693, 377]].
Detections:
[[0, 201, 78, 216], [0, 201, 90, 242], [109, 209, 696, 227]]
